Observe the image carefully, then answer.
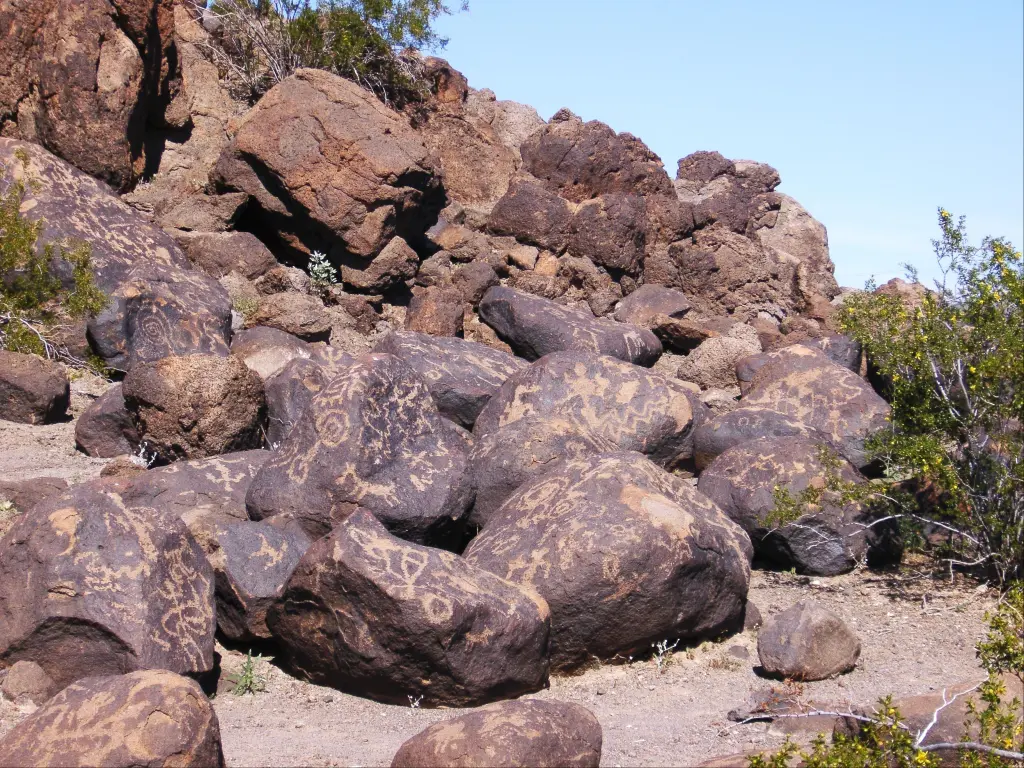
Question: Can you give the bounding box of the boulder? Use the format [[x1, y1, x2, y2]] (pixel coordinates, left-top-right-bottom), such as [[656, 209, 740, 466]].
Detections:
[[467, 415, 617, 530], [214, 68, 444, 261], [391, 699, 602, 768], [263, 355, 353, 446], [340, 235, 420, 293], [451, 261, 500, 305], [692, 407, 825, 471], [0, 670, 224, 768], [743, 358, 891, 469], [0, 660, 56, 705], [757, 600, 860, 681], [230, 326, 313, 381], [0, 139, 188, 292], [465, 452, 751, 670], [405, 286, 465, 337], [0, 350, 70, 424], [463, 88, 545, 159], [122, 354, 267, 463], [567, 193, 647, 274], [479, 286, 661, 366], [373, 330, 527, 429], [0, 1, 175, 189], [474, 351, 696, 469], [0, 481, 215, 690], [247, 291, 333, 342], [614, 284, 692, 328], [178, 231, 277, 280], [87, 262, 232, 371], [0, 477, 68, 516], [697, 436, 867, 575], [735, 343, 835, 395], [674, 152, 780, 235], [247, 353, 473, 545], [487, 176, 572, 253], [677, 325, 762, 390], [74, 383, 139, 457], [267, 510, 550, 706]]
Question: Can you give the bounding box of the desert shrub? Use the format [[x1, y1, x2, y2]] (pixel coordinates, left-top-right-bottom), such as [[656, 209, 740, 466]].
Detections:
[[837, 210, 1023, 583], [306, 249, 338, 296], [198, 0, 463, 105], [0, 158, 107, 360]]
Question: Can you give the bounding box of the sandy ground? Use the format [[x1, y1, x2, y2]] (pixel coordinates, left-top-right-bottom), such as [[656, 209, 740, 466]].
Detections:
[[0, 390, 1004, 766]]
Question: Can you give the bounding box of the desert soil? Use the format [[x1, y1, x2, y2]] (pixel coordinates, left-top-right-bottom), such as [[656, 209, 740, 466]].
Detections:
[[0, 374, 1006, 767]]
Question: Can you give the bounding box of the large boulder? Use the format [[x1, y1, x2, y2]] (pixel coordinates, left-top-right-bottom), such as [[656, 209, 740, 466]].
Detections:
[[246, 291, 333, 342], [0, 477, 68, 517], [87, 262, 233, 371], [0, 350, 69, 424], [229, 326, 315, 381], [247, 353, 473, 545], [674, 152, 780, 235], [743, 357, 891, 469], [614, 284, 692, 327], [178, 231, 277, 280], [465, 452, 751, 670], [474, 351, 696, 469], [0, 670, 224, 768], [214, 68, 444, 262], [677, 325, 762, 390], [467, 415, 617, 530], [0, 1, 175, 189], [487, 176, 573, 253], [0, 139, 188, 292], [735, 343, 835, 395], [391, 699, 602, 768], [122, 354, 267, 463], [0, 481, 216, 690], [567, 193, 648, 274], [479, 286, 661, 366], [757, 600, 861, 681], [692, 407, 825, 471], [373, 330, 527, 429], [263, 355, 354, 447], [74, 383, 139, 457], [697, 436, 868, 575], [267, 510, 550, 707]]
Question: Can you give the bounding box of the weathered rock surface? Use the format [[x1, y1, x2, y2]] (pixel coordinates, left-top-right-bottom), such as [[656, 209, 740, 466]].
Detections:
[[247, 353, 472, 545], [230, 326, 314, 381], [479, 286, 661, 365], [247, 291, 333, 342], [391, 699, 602, 768], [122, 354, 266, 463], [735, 343, 835, 395], [74, 383, 139, 457], [697, 436, 867, 575], [613, 284, 692, 328], [268, 510, 550, 707], [757, 600, 861, 681], [373, 330, 526, 429], [467, 415, 617, 530], [678, 325, 762, 390], [340, 235, 420, 293], [178, 231, 277, 280], [0, 670, 224, 768], [214, 69, 444, 261], [1, 659, 56, 705], [0, 477, 68, 516], [475, 351, 696, 469], [692, 407, 824, 471], [487, 176, 573, 252], [0, 481, 215, 690], [465, 452, 751, 670], [405, 286, 465, 337], [0, 350, 70, 424]]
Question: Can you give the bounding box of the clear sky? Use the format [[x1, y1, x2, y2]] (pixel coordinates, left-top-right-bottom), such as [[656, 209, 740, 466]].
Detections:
[[432, 0, 1024, 288]]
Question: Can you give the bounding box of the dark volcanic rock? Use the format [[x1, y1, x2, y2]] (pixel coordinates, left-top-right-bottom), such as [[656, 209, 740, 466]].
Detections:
[[391, 699, 602, 768], [230, 326, 314, 381], [0, 660, 56, 705], [0, 477, 68, 516], [264, 357, 337, 446], [467, 415, 617, 530], [613, 284, 692, 327], [179, 231, 277, 280], [474, 351, 696, 469], [267, 510, 550, 707], [373, 330, 527, 429], [479, 286, 661, 366], [487, 176, 572, 253], [757, 600, 861, 681], [74, 383, 139, 457], [122, 354, 267, 463], [405, 286, 466, 337], [692, 406, 825, 471], [247, 353, 473, 546], [735, 344, 834, 396], [340, 235, 420, 293], [465, 452, 751, 670], [0, 670, 224, 768], [247, 291, 333, 342], [697, 436, 868, 575], [567, 193, 647, 274], [0, 481, 215, 690], [0, 350, 70, 424]]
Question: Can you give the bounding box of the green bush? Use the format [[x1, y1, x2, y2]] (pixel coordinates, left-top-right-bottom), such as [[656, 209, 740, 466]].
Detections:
[[837, 210, 1023, 583], [0, 157, 107, 358], [202, 0, 463, 105]]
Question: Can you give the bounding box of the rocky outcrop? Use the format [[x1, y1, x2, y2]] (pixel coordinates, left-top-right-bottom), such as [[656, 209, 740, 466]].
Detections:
[[465, 452, 751, 670], [268, 510, 550, 707], [0, 350, 69, 424]]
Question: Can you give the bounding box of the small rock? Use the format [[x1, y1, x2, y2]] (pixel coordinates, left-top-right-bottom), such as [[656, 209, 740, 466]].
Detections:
[[1, 661, 56, 705], [757, 600, 861, 681], [0, 351, 70, 424]]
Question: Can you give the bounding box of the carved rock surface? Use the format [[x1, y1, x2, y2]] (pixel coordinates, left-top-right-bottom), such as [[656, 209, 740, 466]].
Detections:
[[474, 351, 696, 469], [0, 670, 224, 768], [0, 481, 215, 690], [391, 699, 602, 768], [267, 510, 550, 706], [465, 452, 751, 670], [373, 330, 526, 429], [247, 353, 472, 546], [479, 286, 661, 366], [692, 407, 825, 471]]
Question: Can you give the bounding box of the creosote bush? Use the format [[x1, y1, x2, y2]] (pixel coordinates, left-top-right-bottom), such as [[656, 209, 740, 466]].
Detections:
[[199, 0, 464, 105], [0, 156, 107, 360]]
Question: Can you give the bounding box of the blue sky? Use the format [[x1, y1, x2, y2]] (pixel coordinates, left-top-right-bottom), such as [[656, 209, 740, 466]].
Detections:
[[433, 1, 1024, 288]]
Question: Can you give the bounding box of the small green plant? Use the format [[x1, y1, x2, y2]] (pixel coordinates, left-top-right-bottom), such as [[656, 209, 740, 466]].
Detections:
[[651, 638, 679, 673], [228, 651, 267, 696], [232, 295, 261, 322], [306, 250, 338, 295]]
